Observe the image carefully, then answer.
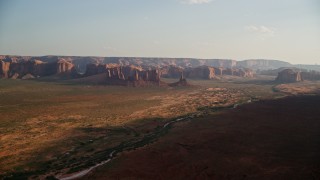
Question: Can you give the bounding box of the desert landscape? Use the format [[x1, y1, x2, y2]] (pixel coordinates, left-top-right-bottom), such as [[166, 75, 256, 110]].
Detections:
[[1, 56, 320, 179], [1, 1, 319, 179]]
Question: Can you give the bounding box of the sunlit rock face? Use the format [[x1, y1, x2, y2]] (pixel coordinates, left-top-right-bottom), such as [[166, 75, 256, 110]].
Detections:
[[56, 59, 75, 74], [105, 65, 162, 86], [0, 58, 77, 79], [0, 60, 11, 78], [276, 69, 302, 83], [0, 56, 256, 81]]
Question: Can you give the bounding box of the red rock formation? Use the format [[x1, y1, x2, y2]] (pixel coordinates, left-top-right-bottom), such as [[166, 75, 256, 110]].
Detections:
[[0, 59, 78, 79], [185, 66, 215, 79], [234, 68, 254, 78], [169, 72, 190, 87], [160, 66, 183, 78], [224, 68, 236, 76], [8, 61, 38, 78], [105, 66, 162, 86], [276, 69, 302, 83], [0, 60, 11, 78], [56, 59, 75, 75], [85, 63, 126, 77], [213, 67, 224, 76]]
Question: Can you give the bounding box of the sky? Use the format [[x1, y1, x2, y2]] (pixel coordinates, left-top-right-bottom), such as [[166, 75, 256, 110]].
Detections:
[[0, 0, 319, 64]]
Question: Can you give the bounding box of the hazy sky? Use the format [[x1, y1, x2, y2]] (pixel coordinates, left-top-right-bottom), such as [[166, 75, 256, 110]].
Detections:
[[0, 0, 319, 64]]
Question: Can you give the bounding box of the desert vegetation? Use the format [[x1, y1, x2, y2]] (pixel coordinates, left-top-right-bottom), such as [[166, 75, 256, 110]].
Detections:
[[0, 75, 289, 179]]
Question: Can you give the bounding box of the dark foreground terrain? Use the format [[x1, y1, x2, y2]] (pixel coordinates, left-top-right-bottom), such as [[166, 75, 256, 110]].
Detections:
[[85, 95, 320, 180]]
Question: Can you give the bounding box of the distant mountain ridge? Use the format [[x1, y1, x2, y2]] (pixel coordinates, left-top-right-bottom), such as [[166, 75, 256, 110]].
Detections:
[[1, 55, 319, 72], [237, 59, 292, 70]]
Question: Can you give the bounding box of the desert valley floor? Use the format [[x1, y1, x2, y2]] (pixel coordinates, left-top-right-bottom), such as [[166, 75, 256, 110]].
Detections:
[[86, 95, 320, 180], [0, 76, 320, 179]]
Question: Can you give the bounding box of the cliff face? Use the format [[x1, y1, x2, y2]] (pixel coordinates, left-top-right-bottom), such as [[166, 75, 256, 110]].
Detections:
[[4, 55, 320, 72], [213, 67, 224, 76], [159, 65, 254, 80], [160, 66, 183, 78], [1, 57, 255, 82], [85, 63, 124, 77], [0, 56, 273, 70], [185, 66, 215, 80], [275, 69, 302, 83], [220, 68, 254, 78], [56, 59, 75, 75], [0, 59, 77, 79], [206, 59, 237, 68], [105, 65, 162, 86], [169, 73, 190, 87], [234, 68, 254, 78], [85, 64, 103, 76], [0, 61, 11, 78], [301, 71, 320, 81], [223, 68, 236, 76], [238, 59, 292, 70], [8, 61, 50, 78]]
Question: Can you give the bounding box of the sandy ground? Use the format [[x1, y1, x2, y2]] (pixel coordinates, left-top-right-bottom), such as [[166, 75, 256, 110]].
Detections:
[[84, 95, 320, 180]]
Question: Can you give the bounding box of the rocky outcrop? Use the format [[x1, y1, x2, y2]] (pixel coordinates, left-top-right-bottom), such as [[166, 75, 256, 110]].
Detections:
[[56, 59, 75, 75], [160, 66, 183, 78], [84, 64, 102, 76], [234, 68, 254, 78], [238, 59, 292, 70], [0, 59, 78, 79], [105, 65, 163, 87], [8, 61, 42, 78], [223, 68, 236, 76], [0, 60, 11, 78], [275, 69, 302, 83], [21, 74, 35, 80], [222, 68, 254, 78], [169, 73, 190, 87], [1, 55, 295, 70], [185, 66, 215, 79], [84, 63, 120, 77]]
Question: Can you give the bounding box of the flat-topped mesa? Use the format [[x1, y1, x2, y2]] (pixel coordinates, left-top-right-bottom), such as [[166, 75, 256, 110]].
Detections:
[[0, 59, 78, 79], [84, 63, 119, 77], [276, 69, 302, 83], [8, 60, 47, 79], [157, 64, 259, 81], [105, 65, 162, 86], [185, 66, 215, 80]]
